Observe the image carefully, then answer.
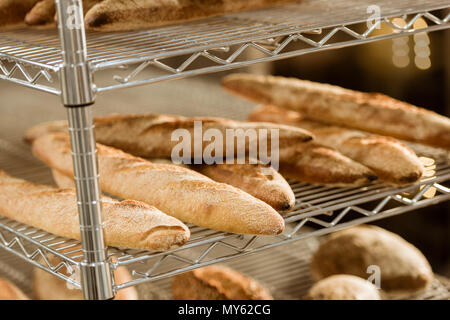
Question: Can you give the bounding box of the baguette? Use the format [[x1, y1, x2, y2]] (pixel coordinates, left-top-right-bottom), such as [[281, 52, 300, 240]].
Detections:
[[305, 275, 381, 300], [172, 265, 273, 300], [310, 225, 433, 293], [33, 252, 138, 300], [278, 142, 377, 186], [25, 0, 101, 26], [249, 105, 424, 185], [0, 0, 40, 27], [0, 170, 190, 251], [148, 159, 295, 212], [85, 0, 296, 31], [24, 114, 313, 160], [32, 133, 285, 235], [223, 74, 450, 149], [0, 278, 29, 300]]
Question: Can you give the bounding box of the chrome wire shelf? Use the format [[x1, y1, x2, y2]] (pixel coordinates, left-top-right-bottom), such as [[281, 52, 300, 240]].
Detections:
[[0, 134, 449, 292], [0, 0, 449, 95]]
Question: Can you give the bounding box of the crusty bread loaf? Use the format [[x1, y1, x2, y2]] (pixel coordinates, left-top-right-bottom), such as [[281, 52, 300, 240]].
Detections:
[[172, 265, 273, 300], [25, 113, 312, 160], [51, 168, 76, 189], [249, 105, 424, 185], [0, 169, 189, 251], [305, 275, 381, 300], [223, 74, 450, 149], [85, 0, 296, 31], [0, 0, 40, 27], [0, 278, 29, 300], [33, 133, 285, 235], [25, 0, 102, 25], [310, 225, 433, 293], [195, 163, 295, 211], [278, 142, 377, 186], [33, 252, 138, 300]]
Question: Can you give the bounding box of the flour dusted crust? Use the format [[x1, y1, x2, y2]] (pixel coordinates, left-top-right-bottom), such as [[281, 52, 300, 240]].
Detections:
[[0, 278, 29, 300], [0, 169, 190, 251], [32, 133, 285, 235], [85, 0, 297, 31], [249, 105, 424, 185], [223, 74, 450, 149], [172, 265, 273, 300], [310, 225, 433, 293], [25, 0, 101, 26], [24, 113, 312, 159], [33, 253, 138, 300], [305, 275, 381, 300], [279, 142, 377, 186]]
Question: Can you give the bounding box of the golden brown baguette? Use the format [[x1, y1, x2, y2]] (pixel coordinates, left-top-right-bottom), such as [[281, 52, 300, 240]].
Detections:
[[249, 105, 424, 185], [223, 74, 450, 149], [33, 133, 285, 235], [0, 169, 189, 251], [305, 275, 381, 300], [148, 159, 295, 212], [24, 113, 312, 160], [172, 265, 273, 300], [0, 278, 29, 300], [278, 142, 377, 186], [33, 252, 138, 300], [0, 0, 40, 27], [310, 225, 433, 293], [195, 163, 295, 211], [85, 0, 296, 31]]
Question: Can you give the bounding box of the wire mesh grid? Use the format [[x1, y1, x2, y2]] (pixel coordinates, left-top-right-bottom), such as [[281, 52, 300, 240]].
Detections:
[[0, 0, 449, 94], [0, 132, 449, 292]]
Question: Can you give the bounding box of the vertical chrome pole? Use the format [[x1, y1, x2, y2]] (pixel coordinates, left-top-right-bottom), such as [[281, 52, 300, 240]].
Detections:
[[55, 0, 113, 300]]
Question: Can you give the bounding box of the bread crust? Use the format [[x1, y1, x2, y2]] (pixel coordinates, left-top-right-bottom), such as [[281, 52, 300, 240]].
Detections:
[[0, 169, 190, 251], [279, 142, 377, 186], [310, 225, 433, 293], [32, 133, 285, 235], [25, 0, 102, 25], [223, 74, 450, 149], [249, 105, 424, 185], [305, 275, 381, 300], [0, 278, 29, 300], [196, 163, 295, 211], [33, 252, 138, 300], [24, 113, 312, 159], [85, 0, 296, 31], [0, 0, 40, 27], [128, 160, 296, 212], [172, 265, 273, 300]]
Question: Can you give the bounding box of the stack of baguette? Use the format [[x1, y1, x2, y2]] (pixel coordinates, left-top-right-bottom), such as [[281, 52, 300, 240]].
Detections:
[[222, 73, 450, 185], [2, 0, 297, 31]]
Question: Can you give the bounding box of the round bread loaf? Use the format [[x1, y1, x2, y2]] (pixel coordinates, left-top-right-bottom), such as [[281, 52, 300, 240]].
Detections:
[[310, 225, 433, 293], [172, 265, 273, 300], [0, 277, 29, 300], [306, 275, 381, 300]]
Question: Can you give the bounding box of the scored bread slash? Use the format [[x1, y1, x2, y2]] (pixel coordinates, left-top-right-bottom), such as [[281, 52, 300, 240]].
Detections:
[[0, 169, 190, 251], [32, 133, 285, 235], [222, 73, 450, 150]]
